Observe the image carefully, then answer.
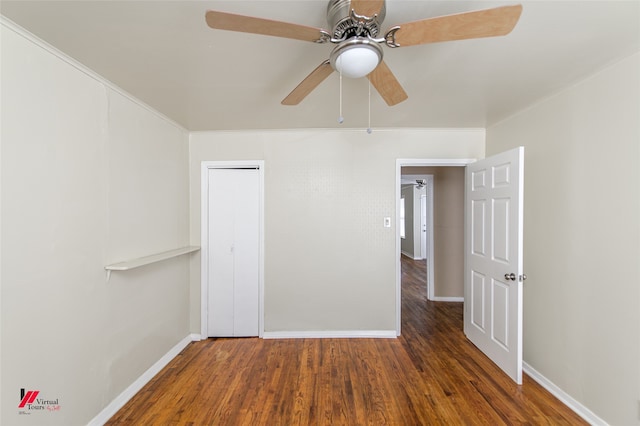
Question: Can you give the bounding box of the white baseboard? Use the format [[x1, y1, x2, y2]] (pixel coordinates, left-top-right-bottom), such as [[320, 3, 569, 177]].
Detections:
[[400, 251, 426, 261], [88, 334, 197, 426], [523, 362, 607, 426], [430, 296, 464, 302], [263, 330, 397, 339]]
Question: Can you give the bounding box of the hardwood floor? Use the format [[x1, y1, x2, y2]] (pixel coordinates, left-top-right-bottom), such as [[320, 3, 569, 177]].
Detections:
[[106, 256, 586, 425]]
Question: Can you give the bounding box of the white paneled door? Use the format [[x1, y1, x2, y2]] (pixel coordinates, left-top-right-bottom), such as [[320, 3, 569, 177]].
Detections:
[[464, 147, 524, 383], [420, 194, 427, 259], [207, 168, 260, 337]]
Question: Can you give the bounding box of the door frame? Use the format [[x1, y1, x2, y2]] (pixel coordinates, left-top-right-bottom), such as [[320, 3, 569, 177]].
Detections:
[[201, 160, 265, 338], [395, 159, 474, 335]]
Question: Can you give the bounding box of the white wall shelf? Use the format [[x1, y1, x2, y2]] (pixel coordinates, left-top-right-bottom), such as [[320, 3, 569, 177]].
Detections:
[[105, 246, 200, 278]]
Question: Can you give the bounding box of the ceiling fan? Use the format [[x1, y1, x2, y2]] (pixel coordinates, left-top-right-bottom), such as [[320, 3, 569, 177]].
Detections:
[[414, 179, 427, 189], [205, 1, 522, 107]]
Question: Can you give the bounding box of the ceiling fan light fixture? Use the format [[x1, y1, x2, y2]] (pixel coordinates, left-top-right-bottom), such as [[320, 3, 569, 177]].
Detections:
[[330, 38, 383, 79]]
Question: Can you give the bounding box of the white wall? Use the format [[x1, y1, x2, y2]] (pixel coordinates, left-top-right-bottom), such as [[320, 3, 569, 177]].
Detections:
[[190, 129, 484, 334], [431, 167, 464, 299], [1, 23, 190, 426], [486, 52, 640, 425]]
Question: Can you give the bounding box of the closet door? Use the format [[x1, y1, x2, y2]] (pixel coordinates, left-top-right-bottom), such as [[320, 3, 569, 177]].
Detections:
[[207, 168, 259, 337]]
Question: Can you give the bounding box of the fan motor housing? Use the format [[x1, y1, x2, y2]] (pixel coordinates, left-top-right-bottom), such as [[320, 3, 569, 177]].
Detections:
[[327, 0, 386, 39]]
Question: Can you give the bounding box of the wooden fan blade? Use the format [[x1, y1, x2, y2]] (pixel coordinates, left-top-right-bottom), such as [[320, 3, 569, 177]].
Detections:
[[282, 61, 334, 105], [205, 10, 329, 43], [350, 0, 385, 17], [391, 5, 523, 47], [367, 61, 408, 106]]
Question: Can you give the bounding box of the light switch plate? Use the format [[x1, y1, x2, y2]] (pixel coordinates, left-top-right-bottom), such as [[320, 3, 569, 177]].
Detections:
[[383, 217, 391, 228]]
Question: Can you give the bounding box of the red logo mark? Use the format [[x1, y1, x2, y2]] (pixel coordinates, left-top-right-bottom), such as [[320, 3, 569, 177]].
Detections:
[[19, 390, 39, 408]]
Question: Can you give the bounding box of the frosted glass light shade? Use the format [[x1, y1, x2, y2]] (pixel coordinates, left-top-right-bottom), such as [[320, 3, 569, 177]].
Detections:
[[335, 47, 380, 78], [330, 39, 383, 79]]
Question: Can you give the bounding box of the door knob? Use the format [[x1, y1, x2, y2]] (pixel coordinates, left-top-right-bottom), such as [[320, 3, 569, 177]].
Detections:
[[504, 273, 516, 281]]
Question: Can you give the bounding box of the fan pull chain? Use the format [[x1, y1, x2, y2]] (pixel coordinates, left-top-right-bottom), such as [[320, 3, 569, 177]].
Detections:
[[338, 70, 344, 124], [367, 80, 372, 134]]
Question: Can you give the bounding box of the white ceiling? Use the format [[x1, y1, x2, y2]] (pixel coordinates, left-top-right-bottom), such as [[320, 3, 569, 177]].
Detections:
[[2, 1, 638, 131]]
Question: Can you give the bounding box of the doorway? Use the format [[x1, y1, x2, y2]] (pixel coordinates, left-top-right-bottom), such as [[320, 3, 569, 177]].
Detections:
[[396, 151, 525, 383], [395, 159, 473, 335], [400, 174, 434, 298], [201, 161, 265, 338]]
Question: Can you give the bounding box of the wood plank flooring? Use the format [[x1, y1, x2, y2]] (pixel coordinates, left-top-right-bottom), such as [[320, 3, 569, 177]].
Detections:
[[106, 256, 587, 425]]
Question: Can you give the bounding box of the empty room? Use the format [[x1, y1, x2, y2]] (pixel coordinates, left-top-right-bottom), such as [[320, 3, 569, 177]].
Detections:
[[1, 1, 638, 425]]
